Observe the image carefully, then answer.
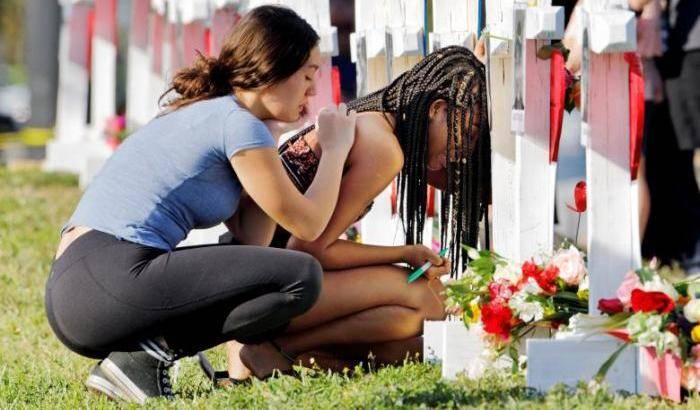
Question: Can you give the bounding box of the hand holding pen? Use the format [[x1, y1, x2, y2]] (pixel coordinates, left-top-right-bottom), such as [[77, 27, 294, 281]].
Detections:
[[402, 245, 450, 283]]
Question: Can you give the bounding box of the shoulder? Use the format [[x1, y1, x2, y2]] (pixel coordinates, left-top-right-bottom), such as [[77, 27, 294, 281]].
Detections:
[[349, 112, 404, 173]]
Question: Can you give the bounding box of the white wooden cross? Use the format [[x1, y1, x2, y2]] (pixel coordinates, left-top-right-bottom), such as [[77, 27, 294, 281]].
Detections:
[[526, 0, 647, 393], [422, 0, 486, 378], [89, 0, 118, 143], [46, 0, 93, 174], [148, 0, 168, 115], [126, 0, 156, 129], [426, 0, 566, 380]]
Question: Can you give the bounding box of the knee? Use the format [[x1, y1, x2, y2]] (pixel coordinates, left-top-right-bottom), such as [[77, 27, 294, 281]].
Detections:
[[384, 306, 426, 339], [292, 252, 323, 313], [415, 281, 447, 321]]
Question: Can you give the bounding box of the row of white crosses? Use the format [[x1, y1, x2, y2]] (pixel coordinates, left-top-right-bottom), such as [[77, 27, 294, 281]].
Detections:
[[349, 0, 649, 393]]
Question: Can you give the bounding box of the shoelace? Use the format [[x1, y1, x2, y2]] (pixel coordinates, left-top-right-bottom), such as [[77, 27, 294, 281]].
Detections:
[[158, 361, 175, 398]]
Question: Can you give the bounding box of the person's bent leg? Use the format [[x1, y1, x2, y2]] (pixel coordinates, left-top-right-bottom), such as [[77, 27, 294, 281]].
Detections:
[[234, 264, 446, 376], [46, 231, 322, 399]]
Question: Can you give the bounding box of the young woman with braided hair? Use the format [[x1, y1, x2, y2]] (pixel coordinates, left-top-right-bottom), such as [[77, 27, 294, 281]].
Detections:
[[227, 45, 491, 380]]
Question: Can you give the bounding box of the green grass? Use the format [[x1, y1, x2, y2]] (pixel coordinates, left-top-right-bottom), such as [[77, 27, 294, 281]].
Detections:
[[0, 166, 696, 409]]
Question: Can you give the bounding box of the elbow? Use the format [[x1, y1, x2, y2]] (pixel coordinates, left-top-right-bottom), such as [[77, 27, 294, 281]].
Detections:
[[285, 218, 325, 242], [294, 228, 322, 243]]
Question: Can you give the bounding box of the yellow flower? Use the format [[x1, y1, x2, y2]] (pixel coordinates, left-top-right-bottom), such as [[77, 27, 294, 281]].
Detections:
[[691, 325, 700, 343], [463, 302, 481, 325]]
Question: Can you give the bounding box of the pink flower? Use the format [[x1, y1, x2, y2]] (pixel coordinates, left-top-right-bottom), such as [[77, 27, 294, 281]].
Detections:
[[549, 247, 587, 286], [617, 270, 643, 308]]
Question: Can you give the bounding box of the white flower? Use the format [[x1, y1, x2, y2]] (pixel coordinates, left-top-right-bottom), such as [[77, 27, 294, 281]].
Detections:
[[627, 313, 679, 356], [567, 313, 611, 331], [685, 299, 700, 323], [520, 277, 544, 295], [627, 312, 662, 339], [509, 290, 545, 323], [642, 275, 679, 300], [549, 247, 587, 286], [493, 263, 521, 285]]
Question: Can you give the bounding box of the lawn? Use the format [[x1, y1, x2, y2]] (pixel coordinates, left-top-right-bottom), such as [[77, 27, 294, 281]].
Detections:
[[0, 166, 695, 409]]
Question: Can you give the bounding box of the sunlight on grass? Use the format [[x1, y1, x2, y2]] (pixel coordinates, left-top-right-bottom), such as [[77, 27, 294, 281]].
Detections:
[[0, 167, 697, 409]]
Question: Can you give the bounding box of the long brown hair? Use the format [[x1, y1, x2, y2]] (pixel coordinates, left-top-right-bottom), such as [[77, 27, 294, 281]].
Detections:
[[161, 5, 319, 110]]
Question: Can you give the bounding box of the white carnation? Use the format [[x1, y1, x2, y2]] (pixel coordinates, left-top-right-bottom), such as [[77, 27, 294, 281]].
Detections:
[[509, 290, 544, 323]]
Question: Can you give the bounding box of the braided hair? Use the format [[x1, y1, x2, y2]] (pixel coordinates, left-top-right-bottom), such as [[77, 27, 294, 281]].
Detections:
[[297, 46, 491, 275]]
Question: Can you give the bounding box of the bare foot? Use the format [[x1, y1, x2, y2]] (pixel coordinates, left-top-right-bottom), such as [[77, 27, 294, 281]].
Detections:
[[226, 341, 252, 381], [239, 342, 294, 379]]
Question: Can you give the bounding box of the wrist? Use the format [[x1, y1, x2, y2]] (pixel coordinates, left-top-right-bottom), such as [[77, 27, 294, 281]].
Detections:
[[399, 245, 413, 264]]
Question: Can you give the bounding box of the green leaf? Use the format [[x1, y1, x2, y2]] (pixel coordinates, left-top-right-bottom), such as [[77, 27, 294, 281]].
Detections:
[[595, 342, 630, 383]]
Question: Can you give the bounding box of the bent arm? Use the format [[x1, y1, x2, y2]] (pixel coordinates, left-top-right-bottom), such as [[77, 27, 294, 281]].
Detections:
[[224, 191, 276, 246], [287, 134, 409, 269], [230, 146, 348, 242]]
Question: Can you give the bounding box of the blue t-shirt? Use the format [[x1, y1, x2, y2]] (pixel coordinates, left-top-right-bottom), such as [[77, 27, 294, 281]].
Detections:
[[64, 95, 276, 250]]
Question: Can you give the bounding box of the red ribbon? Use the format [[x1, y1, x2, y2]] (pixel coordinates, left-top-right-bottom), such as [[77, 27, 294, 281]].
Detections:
[[549, 49, 567, 164], [426, 186, 436, 217], [624, 53, 645, 181], [204, 27, 212, 56], [331, 66, 341, 105]]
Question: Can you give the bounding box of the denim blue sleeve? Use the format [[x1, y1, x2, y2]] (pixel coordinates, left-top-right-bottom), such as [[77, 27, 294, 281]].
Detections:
[[222, 109, 276, 158]]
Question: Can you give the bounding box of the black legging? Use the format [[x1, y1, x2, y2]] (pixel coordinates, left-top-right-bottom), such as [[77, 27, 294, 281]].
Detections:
[[45, 230, 322, 359]]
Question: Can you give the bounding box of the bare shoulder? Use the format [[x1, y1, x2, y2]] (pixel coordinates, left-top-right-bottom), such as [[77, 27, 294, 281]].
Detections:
[[349, 112, 404, 172]]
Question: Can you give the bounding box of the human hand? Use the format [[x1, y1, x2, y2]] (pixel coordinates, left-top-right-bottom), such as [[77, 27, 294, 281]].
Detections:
[[315, 103, 357, 154], [402, 244, 451, 280]]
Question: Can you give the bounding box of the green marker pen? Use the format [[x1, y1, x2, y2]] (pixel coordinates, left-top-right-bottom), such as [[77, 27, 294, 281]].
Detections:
[[407, 248, 449, 283]]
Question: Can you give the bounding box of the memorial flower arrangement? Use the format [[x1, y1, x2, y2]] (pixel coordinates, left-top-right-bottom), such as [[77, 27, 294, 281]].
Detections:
[[566, 262, 700, 401], [444, 243, 589, 366]]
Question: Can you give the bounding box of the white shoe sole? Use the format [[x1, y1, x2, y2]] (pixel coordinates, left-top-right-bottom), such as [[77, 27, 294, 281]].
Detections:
[[100, 358, 149, 404], [85, 373, 127, 402]]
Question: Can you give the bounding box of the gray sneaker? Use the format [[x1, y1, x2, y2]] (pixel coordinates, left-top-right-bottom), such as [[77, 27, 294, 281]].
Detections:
[[95, 351, 175, 404]]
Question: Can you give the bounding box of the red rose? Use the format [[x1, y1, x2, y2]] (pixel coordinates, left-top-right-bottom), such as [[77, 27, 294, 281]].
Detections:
[[598, 298, 625, 314], [630, 289, 675, 314], [520, 261, 558, 294], [481, 301, 513, 341], [566, 181, 587, 213]]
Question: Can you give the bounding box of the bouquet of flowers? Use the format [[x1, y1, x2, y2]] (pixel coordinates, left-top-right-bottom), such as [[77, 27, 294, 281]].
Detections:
[[567, 263, 700, 400], [444, 243, 589, 367]]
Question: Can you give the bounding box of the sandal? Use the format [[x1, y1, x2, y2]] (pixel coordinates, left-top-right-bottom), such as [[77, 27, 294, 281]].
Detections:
[[196, 352, 251, 388]]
